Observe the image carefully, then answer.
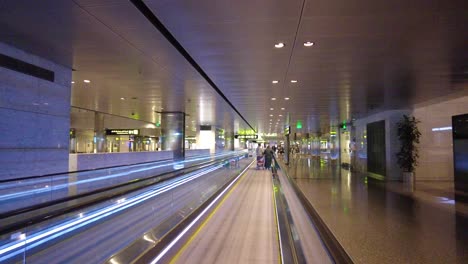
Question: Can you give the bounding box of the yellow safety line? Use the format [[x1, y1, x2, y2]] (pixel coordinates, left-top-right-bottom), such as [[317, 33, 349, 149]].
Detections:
[[170, 162, 254, 264], [272, 176, 283, 264]]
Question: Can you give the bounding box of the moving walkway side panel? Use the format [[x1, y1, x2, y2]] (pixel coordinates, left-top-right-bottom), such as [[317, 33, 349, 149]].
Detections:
[[274, 168, 332, 264], [275, 159, 354, 264]]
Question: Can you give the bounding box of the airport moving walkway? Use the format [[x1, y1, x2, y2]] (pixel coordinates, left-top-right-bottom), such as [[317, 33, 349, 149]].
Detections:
[[0, 151, 248, 263], [0, 153, 352, 264]]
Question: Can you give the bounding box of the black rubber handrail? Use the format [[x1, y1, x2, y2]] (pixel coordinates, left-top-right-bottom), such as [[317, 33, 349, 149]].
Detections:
[[274, 157, 354, 264], [0, 154, 243, 235], [0, 152, 224, 184], [0, 157, 176, 184], [272, 164, 307, 264]]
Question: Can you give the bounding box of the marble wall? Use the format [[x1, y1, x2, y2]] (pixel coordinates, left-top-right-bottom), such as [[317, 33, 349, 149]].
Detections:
[[185, 149, 211, 157], [69, 150, 173, 171], [354, 109, 411, 181], [413, 95, 468, 181], [0, 42, 71, 180]]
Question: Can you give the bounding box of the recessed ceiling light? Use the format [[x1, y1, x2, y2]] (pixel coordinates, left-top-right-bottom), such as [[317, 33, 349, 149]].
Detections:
[[120, 97, 125, 100], [304, 41, 314, 47], [270, 108, 274, 110], [270, 119, 273, 121], [71, 81, 75, 84], [290, 80, 298, 83], [279, 115, 283, 117], [284, 97, 290, 100], [274, 42, 285, 48], [270, 114, 273, 117], [271, 98, 276, 100], [281, 108, 285, 110], [272, 80, 279, 84], [84, 80, 90, 83]]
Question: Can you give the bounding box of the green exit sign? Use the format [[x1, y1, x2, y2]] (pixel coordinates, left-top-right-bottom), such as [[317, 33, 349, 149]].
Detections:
[[296, 121, 302, 129]]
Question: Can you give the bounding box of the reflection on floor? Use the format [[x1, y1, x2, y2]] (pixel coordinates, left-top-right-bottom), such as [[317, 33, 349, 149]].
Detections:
[[285, 156, 468, 264]]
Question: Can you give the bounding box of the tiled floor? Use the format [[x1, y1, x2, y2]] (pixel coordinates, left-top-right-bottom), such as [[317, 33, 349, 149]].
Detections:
[[285, 156, 468, 264]]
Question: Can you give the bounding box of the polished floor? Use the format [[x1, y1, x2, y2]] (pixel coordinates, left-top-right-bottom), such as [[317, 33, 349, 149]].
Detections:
[[171, 165, 279, 264], [285, 156, 468, 264]]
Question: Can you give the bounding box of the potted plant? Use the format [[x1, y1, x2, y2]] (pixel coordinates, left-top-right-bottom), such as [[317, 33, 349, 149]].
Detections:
[[396, 115, 421, 184]]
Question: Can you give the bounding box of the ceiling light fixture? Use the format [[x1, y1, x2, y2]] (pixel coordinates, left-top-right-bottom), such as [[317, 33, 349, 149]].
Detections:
[[274, 42, 285, 48], [284, 97, 290, 100], [84, 80, 91, 83], [71, 81, 75, 84], [120, 97, 125, 100], [271, 98, 276, 100], [272, 80, 279, 84], [270, 108, 274, 110], [270, 114, 273, 117], [290, 80, 298, 83], [279, 115, 282, 117], [304, 41, 314, 47], [281, 108, 285, 110]]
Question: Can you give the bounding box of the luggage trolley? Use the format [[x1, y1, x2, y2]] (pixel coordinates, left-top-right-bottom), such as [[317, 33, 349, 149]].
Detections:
[[256, 155, 265, 170]]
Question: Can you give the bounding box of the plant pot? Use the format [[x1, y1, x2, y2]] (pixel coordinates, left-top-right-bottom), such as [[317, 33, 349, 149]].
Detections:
[[402, 172, 414, 183]]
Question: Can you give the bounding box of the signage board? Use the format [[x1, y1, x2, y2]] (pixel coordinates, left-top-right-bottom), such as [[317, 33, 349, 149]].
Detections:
[[284, 126, 291, 136], [106, 129, 140, 135], [234, 134, 258, 139]]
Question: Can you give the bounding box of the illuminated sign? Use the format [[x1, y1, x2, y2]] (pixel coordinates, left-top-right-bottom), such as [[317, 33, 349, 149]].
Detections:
[[106, 129, 140, 135], [296, 121, 302, 129], [284, 126, 291, 136], [234, 134, 258, 139]]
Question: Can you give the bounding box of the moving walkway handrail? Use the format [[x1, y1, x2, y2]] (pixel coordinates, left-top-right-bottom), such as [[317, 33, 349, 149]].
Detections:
[[0, 153, 245, 236], [271, 161, 307, 264], [274, 156, 354, 264], [0, 157, 174, 184]]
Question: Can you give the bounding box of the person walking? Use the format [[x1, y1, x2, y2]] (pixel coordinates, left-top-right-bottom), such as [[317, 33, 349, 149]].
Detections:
[[264, 146, 274, 170]]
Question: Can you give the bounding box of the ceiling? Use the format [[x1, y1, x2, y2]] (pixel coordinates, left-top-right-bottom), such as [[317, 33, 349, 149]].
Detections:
[[0, 0, 467, 135]]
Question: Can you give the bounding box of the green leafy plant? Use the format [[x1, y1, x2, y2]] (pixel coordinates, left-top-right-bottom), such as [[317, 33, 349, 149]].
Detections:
[[396, 115, 421, 173]]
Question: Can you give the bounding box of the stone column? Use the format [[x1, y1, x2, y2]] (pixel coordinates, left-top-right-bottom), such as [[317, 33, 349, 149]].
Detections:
[[94, 112, 107, 153], [285, 134, 290, 165], [161, 112, 185, 160], [225, 131, 235, 151]]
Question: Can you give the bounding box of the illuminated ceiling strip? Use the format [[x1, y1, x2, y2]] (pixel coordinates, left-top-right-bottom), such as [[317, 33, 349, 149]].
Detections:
[[431, 126, 452, 131]]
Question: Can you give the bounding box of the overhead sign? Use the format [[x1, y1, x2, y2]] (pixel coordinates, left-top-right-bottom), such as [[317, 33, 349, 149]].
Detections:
[[234, 134, 258, 139], [106, 129, 140, 135]]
